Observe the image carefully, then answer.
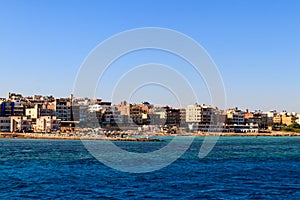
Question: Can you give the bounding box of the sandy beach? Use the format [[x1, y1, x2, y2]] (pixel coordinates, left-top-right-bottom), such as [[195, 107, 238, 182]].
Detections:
[[1, 131, 299, 140], [0, 132, 164, 141]]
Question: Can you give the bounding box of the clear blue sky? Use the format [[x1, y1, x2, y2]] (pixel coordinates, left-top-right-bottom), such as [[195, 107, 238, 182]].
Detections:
[[0, 0, 299, 112]]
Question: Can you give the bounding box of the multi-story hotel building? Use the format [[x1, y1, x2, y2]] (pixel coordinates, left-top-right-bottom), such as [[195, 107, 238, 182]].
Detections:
[[186, 103, 202, 123]]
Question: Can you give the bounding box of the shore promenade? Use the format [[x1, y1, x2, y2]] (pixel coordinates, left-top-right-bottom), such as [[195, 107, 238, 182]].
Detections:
[[1, 131, 300, 140], [0, 132, 165, 141]]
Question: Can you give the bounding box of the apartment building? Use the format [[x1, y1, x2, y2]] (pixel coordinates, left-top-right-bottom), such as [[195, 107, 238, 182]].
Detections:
[[226, 108, 245, 125], [0, 101, 24, 116], [115, 101, 130, 115], [129, 103, 150, 125], [200, 105, 217, 125], [165, 107, 181, 126], [186, 103, 202, 123], [72, 105, 88, 122], [282, 114, 297, 126], [36, 116, 61, 132], [10, 116, 32, 132], [0, 117, 10, 132], [186, 104, 222, 131], [179, 108, 186, 127], [54, 98, 72, 121]]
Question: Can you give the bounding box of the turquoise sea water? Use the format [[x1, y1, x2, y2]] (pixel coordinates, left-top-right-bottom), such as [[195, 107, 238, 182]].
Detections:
[[0, 137, 299, 199]]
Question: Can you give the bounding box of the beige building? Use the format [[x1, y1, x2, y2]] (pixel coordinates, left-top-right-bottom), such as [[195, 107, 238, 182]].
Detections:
[[115, 101, 130, 116], [186, 104, 202, 123], [273, 113, 297, 126], [282, 115, 297, 126], [186, 104, 218, 125], [273, 115, 282, 124], [36, 116, 61, 132], [10, 116, 32, 132]]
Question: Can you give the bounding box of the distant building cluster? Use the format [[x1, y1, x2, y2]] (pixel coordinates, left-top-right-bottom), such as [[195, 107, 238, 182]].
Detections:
[[0, 92, 299, 133]]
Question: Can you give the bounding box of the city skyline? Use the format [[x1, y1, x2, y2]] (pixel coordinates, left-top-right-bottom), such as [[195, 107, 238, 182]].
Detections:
[[0, 91, 298, 114], [1, 1, 300, 112], [1, 91, 299, 135]]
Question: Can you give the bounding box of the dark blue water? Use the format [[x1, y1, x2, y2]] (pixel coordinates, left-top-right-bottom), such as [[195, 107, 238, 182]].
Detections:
[[0, 137, 299, 199]]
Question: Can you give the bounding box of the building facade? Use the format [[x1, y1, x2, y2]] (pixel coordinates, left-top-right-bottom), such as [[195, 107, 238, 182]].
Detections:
[[36, 116, 61, 132], [10, 116, 32, 132], [0, 117, 10, 132]]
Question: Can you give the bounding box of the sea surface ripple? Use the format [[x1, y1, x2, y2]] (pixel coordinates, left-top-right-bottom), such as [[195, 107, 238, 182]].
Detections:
[[0, 137, 299, 199]]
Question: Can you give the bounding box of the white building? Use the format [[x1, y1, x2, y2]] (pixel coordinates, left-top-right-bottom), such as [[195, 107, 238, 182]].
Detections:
[[88, 104, 102, 113], [153, 107, 167, 119], [26, 105, 39, 119], [296, 114, 300, 125], [26, 104, 56, 120]]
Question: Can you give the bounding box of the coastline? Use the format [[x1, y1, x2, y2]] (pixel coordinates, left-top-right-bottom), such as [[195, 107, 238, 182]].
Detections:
[[1, 131, 299, 141], [194, 131, 300, 137], [0, 132, 163, 142]]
